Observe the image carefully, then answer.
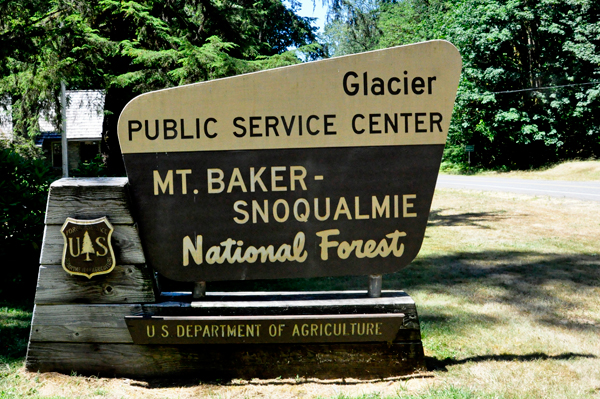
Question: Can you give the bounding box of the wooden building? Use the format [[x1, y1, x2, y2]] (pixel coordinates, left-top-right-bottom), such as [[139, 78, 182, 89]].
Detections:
[[0, 90, 105, 173]]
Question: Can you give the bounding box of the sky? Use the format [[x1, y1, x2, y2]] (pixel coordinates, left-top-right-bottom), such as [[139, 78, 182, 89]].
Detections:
[[291, 0, 328, 33]]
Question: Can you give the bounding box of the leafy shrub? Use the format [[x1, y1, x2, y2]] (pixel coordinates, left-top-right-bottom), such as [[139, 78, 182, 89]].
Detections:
[[0, 144, 58, 299], [71, 154, 108, 177]]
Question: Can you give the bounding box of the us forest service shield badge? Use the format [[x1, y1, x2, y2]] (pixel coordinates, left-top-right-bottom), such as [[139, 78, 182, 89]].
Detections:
[[61, 217, 116, 278]]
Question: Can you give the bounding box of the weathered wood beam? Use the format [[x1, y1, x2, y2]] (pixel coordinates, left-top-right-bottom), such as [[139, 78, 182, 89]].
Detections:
[[45, 178, 133, 225], [26, 342, 426, 379], [35, 265, 155, 305]]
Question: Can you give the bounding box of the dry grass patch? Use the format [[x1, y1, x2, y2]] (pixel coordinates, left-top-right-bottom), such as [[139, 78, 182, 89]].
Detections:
[[3, 188, 600, 398], [480, 160, 600, 181], [393, 189, 600, 398]]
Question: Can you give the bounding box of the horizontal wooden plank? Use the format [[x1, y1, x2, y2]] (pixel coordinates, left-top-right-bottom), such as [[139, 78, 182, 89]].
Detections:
[[29, 298, 421, 344], [45, 178, 133, 225], [26, 342, 425, 379], [187, 291, 420, 329], [30, 304, 138, 344], [35, 265, 156, 305], [30, 324, 419, 345], [40, 224, 145, 265], [29, 325, 134, 344], [192, 289, 416, 304], [49, 177, 129, 188], [31, 304, 143, 328]]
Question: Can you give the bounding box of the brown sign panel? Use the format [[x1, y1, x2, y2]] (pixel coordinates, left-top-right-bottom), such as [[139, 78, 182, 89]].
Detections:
[[117, 40, 462, 282], [125, 314, 405, 344], [61, 217, 116, 279]]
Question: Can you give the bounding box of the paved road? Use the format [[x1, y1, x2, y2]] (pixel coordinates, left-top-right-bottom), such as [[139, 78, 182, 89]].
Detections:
[[436, 175, 600, 202]]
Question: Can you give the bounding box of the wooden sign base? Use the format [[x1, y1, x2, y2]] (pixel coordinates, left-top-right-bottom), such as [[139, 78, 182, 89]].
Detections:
[[26, 178, 425, 379]]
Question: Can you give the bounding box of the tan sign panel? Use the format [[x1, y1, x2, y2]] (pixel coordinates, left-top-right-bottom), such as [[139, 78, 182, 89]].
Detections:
[[118, 40, 461, 154]]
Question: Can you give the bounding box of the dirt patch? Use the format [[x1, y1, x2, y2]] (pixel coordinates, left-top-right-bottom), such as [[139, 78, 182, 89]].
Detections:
[[19, 370, 436, 399]]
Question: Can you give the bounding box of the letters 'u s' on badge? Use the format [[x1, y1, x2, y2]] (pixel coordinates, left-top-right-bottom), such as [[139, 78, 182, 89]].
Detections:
[[61, 217, 116, 279]]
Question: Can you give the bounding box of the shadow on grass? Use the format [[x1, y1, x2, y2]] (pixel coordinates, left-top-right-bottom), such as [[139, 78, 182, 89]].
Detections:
[[398, 251, 600, 330], [122, 351, 599, 387], [426, 352, 598, 371], [427, 208, 515, 229]]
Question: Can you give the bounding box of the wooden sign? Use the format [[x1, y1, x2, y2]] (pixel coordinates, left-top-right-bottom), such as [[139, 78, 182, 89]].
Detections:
[[117, 40, 462, 282], [61, 217, 116, 278], [125, 314, 405, 344]]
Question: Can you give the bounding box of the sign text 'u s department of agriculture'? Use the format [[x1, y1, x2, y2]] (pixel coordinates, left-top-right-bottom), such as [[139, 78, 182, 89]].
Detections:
[[125, 314, 406, 344]]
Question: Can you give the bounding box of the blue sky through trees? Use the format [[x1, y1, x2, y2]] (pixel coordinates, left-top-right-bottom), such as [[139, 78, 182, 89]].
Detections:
[[293, 0, 327, 32]]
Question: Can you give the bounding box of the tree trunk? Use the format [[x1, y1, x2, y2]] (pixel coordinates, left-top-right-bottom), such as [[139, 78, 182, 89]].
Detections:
[[101, 87, 134, 177]]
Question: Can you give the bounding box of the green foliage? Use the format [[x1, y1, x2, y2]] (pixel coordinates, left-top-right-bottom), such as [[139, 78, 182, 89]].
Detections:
[[1, 0, 323, 174], [71, 154, 107, 177], [322, 0, 383, 56], [378, 0, 450, 48], [444, 0, 600, 168], [0, 143, 57, 299], [325, 0, 600, 169], [0, 0, 110, 140], [322, 0, 451, 57]]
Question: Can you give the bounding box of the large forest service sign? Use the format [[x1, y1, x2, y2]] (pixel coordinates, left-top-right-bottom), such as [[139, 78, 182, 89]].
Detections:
[[117, 40, 462, 282]]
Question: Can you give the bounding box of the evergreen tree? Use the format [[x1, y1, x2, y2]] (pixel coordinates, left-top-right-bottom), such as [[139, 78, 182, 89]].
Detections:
[[81, 231, 94, 261], [1, 0, 322, 173], [322, 0, 383, 56]]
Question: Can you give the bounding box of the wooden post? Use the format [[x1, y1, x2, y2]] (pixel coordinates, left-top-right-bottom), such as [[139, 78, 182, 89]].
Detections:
[[60, 82, 68, 177], [27, 178, 157, 370], [192, 281, 206, 299], [368, 275, 382, 298]]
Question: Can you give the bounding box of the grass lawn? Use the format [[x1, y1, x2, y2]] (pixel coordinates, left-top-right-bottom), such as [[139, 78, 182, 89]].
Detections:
[[1, 166, 599, 398]]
